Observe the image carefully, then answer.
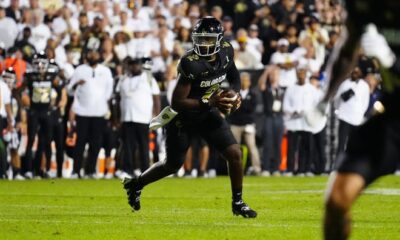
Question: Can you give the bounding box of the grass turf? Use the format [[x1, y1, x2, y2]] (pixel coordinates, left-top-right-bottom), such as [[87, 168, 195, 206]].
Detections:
[[0, 176, 399, 240]]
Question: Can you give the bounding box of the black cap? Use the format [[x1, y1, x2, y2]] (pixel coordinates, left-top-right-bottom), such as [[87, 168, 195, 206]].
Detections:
[[222, 16, 233, 22]]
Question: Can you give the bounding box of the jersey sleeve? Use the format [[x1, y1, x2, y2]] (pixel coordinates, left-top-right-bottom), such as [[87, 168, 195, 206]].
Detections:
[[177, 58, 194, 85]]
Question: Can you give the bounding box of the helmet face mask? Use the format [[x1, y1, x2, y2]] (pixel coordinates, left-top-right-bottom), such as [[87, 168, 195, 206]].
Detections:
[[32, 52, 49, 73], [2, 67, 16, 89], [192, 17, 224, 57], [192, 33, 223, 57]]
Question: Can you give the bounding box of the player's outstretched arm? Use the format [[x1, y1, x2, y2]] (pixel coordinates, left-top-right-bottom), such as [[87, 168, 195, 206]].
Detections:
[[323, 16, 362, 102]]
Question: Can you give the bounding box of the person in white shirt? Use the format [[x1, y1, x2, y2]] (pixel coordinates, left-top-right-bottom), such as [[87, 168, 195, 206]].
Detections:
[[68, 48, 114, 178], [334, 65, 370, 154], [283, 66, 320, 176], [0, 6, 18, 50], [0, 69, 13, 179], [109, 10, 134, 38], [0, 68, 21, 179], [298, 16, 329, 66], [51, 6, 79, 45], [116, 57, 160, 178], [270, 38, 299, 88], [29, 9, 51, 52]]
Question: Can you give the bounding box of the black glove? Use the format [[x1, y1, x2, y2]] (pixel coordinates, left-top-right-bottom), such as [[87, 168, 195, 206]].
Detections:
[[340, 89, 355, 102]]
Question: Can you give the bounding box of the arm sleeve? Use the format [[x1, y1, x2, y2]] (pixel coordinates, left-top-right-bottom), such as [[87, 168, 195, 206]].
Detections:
[[177, 60, 193, 85]]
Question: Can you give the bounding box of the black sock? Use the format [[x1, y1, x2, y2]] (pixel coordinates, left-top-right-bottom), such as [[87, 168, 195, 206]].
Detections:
[[232, 189, 243, 203], [13, 167, 20, 176]]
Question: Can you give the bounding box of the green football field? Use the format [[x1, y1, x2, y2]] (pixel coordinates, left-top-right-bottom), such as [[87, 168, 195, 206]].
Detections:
[[0, 176, 399, 240]]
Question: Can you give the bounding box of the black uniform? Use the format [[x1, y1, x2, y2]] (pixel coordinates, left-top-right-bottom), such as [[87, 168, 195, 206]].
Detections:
[[24, 68, 57, 175], [166, 41, 240, 166], [49, 64, 66, 178], [337, 0, 400, 185], [139, 41, 240, 185]]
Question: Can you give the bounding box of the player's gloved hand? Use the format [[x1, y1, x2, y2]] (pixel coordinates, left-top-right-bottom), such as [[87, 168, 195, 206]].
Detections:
[[361, 23, 396, 68], [208, 89, 232, 111], [209, 89, 240, 114]]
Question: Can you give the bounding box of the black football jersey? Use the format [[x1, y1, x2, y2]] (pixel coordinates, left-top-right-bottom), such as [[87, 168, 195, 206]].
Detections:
[[177, 40, 240, 102], [25, 68, 58, 110]]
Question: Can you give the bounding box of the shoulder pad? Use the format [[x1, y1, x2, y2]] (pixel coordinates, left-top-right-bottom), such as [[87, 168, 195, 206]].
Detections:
[[25, 69, 36, 74], [47, 67, 59, 74], [221, 40, 232, 49], [177, 52, 198, 80]]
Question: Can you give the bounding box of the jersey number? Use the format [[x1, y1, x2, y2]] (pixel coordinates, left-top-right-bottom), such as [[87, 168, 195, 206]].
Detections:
[[32, 87, 51, 103]]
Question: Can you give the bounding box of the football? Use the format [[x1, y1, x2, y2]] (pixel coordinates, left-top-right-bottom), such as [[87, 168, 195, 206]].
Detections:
[[220, 89, 238, 101], [217, 89, 241, 114]]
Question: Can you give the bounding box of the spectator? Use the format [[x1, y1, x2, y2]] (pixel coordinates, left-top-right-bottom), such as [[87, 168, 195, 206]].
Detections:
[[175, 23, 192, 53], [334, 65, 370, 155], [247, 24, 264, 62], [283, 66, 319, 176], [211, 5, 223, 21], [100, 37, 120, 77], [285, 23, 299, 52], [14, 27, 37, 63], [228, 72, 262, 175], [64, 31, 83, 67], [109, 10, 134, 38], [0, 6, 18, 50], [52, 6, 79, 42], [68, 47, 114, 178], [309, 75, 327, 175], [116, 57, 160, 178], [270, 38, 298, 88], [78, 12, 90, 34], [5, 0, 22, 23], [113, 31, 130, 61], [222, 16, 235, 42], [298, 15, 329, 65], [259, 65, 285, 176], [30, 9, 51, 52], [234, 35, 263, 70]]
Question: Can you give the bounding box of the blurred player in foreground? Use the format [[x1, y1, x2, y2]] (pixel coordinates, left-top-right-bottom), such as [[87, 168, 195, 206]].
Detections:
[[314, 1, 400, 239]]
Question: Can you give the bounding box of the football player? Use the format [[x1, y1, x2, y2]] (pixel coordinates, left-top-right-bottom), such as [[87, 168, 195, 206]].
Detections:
[[20, 52, 57, 178], [123, 17, 257, 218], [1, 68, 22, 179], [319, 1, 400, 239]]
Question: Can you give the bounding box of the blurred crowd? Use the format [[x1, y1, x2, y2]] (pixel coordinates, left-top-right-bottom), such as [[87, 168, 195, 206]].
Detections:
[[0, 0, 394, 180]]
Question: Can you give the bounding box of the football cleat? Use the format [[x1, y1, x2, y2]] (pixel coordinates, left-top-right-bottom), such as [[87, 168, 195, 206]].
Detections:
[[232, 200, 257, 218], [122, 177, 142, 211]]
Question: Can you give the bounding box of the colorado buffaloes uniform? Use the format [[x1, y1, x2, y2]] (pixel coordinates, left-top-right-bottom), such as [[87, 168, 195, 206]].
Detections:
[[164, 40, 241, 168], [24, 67, 57, 175], [337, 0, 400, 184]]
